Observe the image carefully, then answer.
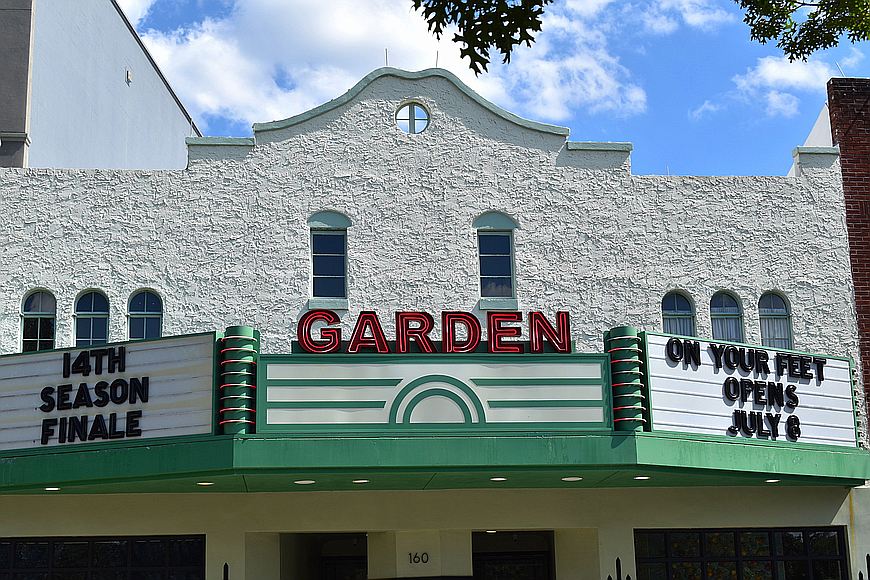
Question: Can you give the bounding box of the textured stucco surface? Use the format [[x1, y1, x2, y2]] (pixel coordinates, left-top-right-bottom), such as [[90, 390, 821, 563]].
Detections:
[[0, 70, 861, 426]]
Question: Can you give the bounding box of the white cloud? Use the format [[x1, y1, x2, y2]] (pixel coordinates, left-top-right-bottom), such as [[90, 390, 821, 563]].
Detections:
[[642, 0, 734, 34], [115, 0, 158, 27], [135, 0, 649, 134], [841, 48, 865, 70], [764, 90, 800, 117], [688, 100, 722, 121], [733, 56, 834, 93]]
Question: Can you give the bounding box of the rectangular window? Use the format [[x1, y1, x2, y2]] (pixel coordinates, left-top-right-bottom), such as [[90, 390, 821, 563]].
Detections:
[[479, 232, 514, 298], [635, 528, 846, 580], [312, 231, 347, 298]]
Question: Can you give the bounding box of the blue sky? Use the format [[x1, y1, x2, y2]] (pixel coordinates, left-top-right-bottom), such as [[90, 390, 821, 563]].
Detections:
[[117, 0, 869, 176]]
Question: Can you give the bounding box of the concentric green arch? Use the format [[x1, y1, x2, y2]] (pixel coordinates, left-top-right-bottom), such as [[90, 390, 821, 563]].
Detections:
[[389, 374, 486, 425]]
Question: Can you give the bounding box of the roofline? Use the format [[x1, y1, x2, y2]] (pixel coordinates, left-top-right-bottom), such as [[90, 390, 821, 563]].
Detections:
[[109, 0, 201, 137], [252, 67, 571, 137]]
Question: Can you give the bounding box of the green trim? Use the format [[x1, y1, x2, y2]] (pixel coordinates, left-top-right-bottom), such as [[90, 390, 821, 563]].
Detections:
[[477, 298, 519, 311], [307, 298, 348, 310], [488, 400, 602, 408], [268, 401, 386, 409], [402, 389, 473, 424], [185, 137, 254, 146], [252, 67, 570, 137], [567, 141, 633, 152], [472, 212, 519, 230], [307, 211, 352, 229], [471, 378, 601, 386], [389, 374, 486, 424], [0, 330, 218, 360]]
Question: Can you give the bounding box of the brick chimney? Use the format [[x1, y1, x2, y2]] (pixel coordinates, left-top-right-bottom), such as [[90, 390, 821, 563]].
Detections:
[[828, 78, 870, 410]]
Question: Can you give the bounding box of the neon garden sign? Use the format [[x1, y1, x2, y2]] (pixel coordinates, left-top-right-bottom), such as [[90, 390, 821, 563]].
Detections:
[[297, 310, 571, 354]]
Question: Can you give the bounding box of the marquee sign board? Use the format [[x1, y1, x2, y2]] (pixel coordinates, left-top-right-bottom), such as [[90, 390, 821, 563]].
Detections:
[[0, 333, 217, 451], [258, 353, 610, 433], [643, 332, 857, 447]]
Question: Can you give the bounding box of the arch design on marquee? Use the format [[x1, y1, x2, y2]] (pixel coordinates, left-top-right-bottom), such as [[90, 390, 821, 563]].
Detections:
[[388, 374, 486, 425]]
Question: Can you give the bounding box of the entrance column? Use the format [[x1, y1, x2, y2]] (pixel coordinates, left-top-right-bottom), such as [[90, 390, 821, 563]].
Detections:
[[368, 530, 473, 579]]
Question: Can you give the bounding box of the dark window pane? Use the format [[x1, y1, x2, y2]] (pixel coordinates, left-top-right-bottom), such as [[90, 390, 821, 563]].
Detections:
[[145, 292, 162, 313], [91, 317, 108, 343], [76, 319, 91, 339], [778, 561, 808, 580], [313, 233, 345, 255], [39, 318, 54, 340], [479, 234, 510, 255], [13, 574, 48, 580], [131, 573, 163, 580], [92, 542, 127, 568], [130, 292, 146, 312], [168, 572, 204, 580], [313, 277, 345, 298], [130, 318, 145, 340], [145, 317, 161, 339], [635, 533, 666, 558], [23, 294, 40, 313], [663, 293, 692, 314], [775, 532, 804, 556], [23, 318, 38, 339], [669, 533, 701, 558], [711, 293, 739, 313], [313, 255, 345, 277], [92, 294, 109, 313], [0, 542, 10, 568], [809, 531, 839, 556], [481, 278, 512, 297], [741, 561, 772, 580], [706, 562, 737, 580], [52, 542, 87, 568], [670, 562, 702, 580], [637, 563, 666, 580], [131, 540, 164, 568], [168, 539, 203, 568], [705, 532, 735, 557], [22, 340, 38, 353], [14, 542, 49, 569], [480, 255, 511, 277], [740, 533, 770, 556], [759, 293, 787, 314], [38, 339, 53, 351], [92, 573, 126, 580], [812, 560, 842, 580], [51, 573, 86, 580]]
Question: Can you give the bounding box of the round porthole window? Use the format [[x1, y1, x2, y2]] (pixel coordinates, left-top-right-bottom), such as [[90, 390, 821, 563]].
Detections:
[[396, 102, 429, 134]]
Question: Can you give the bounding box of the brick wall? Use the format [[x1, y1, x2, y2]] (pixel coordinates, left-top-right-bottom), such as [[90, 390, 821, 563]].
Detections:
[[828, 78, 870, 412]]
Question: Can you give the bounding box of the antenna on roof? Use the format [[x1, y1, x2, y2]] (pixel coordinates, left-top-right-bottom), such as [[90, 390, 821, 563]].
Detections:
[[385, 49, 389, 67], [836, 62, 845, 77], [436, 51, 439, 68]]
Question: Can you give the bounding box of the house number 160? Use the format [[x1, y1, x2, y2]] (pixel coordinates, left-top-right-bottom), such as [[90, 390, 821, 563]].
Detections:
[[409, 552, 429, 564]]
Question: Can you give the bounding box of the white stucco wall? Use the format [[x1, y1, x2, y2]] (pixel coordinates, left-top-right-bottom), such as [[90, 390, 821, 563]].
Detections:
[[0, 68, 858, 396], [26, 0, 193, 169]]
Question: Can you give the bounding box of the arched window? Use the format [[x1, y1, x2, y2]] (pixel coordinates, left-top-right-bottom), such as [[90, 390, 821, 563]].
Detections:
[[22, 291, 56, 352], [129, 290, 163, 340], [759, 292, 791, 349], [75, 291, 109, 347], [473, 212, 518, 299], [308, 212, 351, 299], [662, 292, 695, 337], [710, 292, 743, 343]]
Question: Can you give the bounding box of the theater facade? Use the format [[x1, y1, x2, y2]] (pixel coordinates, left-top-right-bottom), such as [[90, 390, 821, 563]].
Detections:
[[0, 68, 868, 580]]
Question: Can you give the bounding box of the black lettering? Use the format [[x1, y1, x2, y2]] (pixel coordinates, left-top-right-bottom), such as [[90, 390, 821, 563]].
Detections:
[[776, 353, 788, 377], [107, 347, 125, 373], [755, 411, 770, 437], [814, 357, 826, 382], [58, 417, 67, 444], [130, 377, 149, 404], [666, 338, 683, 362], [741, 379, 754, 402], [684, 340, 701, 367], [88, 414, 108, 441], [766, 413, 781, 438], [746, 411, 760, 435], [723, 377, 740, 401], [724, 346, 739, 370], [728, 410, 740, 434], [93, 381, 109, 407], [68, 416, 88, 442], [785, 385, 799, 409], [108, 413, 125, 439], [40, 419, 57, 445], [62, 352, 71, 378], [799, 356, 813, 379], [788, 356, 801, 379], [739, 348, 755, 372], [756, 350, 770, 375], [787, 415, 801, 440], [39, 387, 55, 412], [738, 410, 754, 435], [109, 379, 128, 405], [71, 351, 92, 377], [754, 381, 767, 405], [769, 382, 784, 408], [710, 343, 726, 369], [72, 383, 93, 409], [89, 348, 108, 375], [126, 410, 142, 437], [56, 384, 73, 411]]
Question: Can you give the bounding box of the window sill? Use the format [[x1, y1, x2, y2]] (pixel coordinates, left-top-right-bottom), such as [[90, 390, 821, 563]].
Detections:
[[478, 298, 519, 311], [307, 298, 349, 310]]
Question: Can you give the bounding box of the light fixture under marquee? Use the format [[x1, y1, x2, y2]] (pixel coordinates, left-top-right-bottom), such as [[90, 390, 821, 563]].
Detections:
[[561, 476, 583, 482], [490, 477, 507, 482], [294, 479, 316, 485]]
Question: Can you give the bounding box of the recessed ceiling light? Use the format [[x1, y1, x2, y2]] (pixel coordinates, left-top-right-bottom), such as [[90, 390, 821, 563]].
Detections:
[[486, 530, 497, 534], [294, 479, 316, 485], [561, 476, 583, 482], [45, 487, 60, 491], [634, 476, 650, 480], [196, 482, 214, 486], [352, 479, 369, 484], [490, 477, 507, 482], [765, 479, 780, 483]]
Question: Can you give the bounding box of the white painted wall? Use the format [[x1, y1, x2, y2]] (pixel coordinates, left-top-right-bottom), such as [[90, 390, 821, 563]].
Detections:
[[26, 0, 193, 169]]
